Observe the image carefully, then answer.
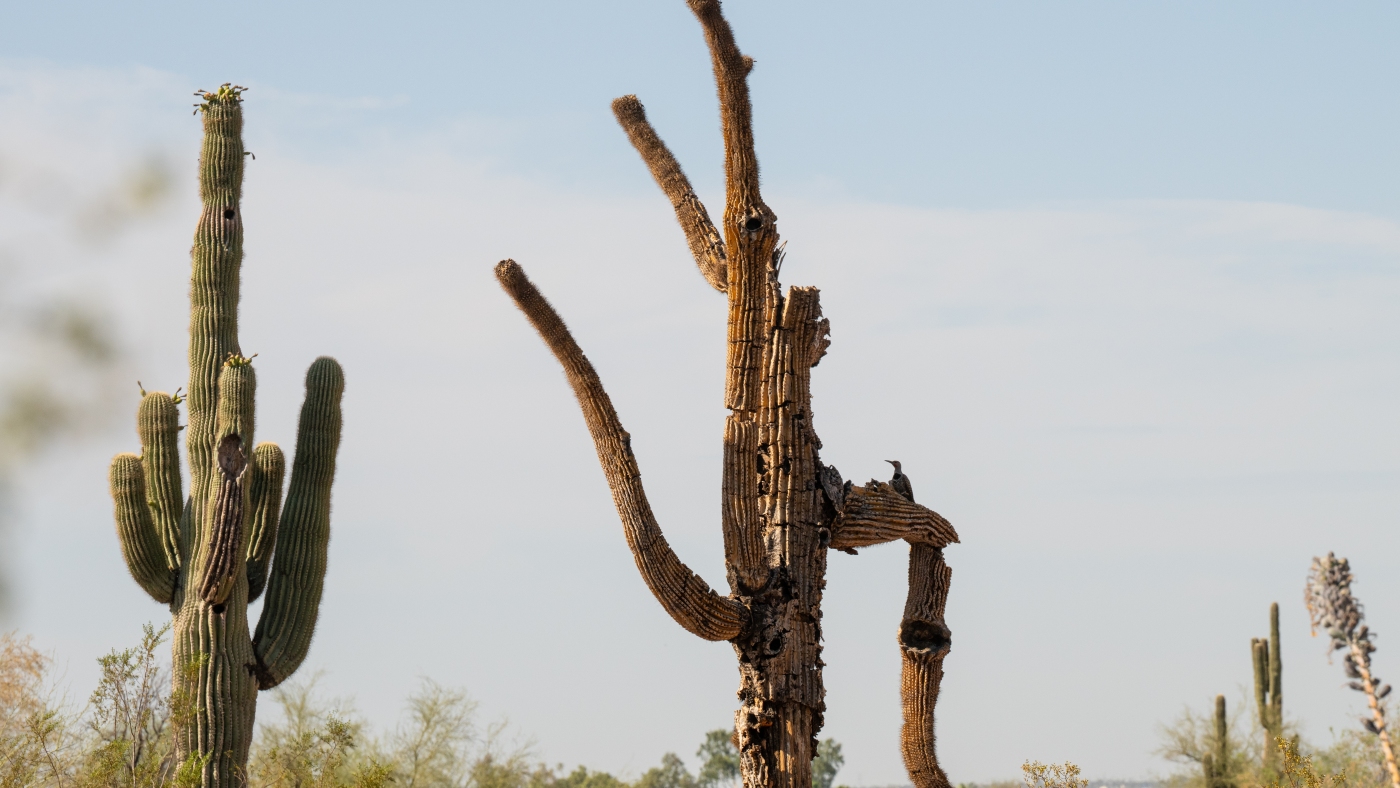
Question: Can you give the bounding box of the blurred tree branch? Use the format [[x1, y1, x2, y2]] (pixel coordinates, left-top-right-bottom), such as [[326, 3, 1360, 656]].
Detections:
[[0, 153, 173, 616]]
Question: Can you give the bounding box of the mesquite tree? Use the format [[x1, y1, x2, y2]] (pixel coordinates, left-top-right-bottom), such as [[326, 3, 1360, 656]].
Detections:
[[108, 85, 345, 788], [1305, 553, 1400, 788], [495, 3, 959, 788]]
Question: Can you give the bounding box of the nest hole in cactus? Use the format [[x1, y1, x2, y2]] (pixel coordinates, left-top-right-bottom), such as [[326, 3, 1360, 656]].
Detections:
[[217, 435, 245, 476], [223, 208, 235, 219], [899, 620, 950, 652]]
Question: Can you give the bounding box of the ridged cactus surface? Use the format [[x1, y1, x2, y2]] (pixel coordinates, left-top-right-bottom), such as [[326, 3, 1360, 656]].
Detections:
[[108, 84, 345, 788], [1251, 602, 1283, 773], [495, 3, 959, 787], [1200, 695, 1233, 788]]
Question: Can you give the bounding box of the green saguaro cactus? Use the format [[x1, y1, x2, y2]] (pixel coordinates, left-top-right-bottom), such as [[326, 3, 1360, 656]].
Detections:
[[1252, 602, 1283, 772], [1200, 695, 1234, 788], [108, 84, 346, 788]]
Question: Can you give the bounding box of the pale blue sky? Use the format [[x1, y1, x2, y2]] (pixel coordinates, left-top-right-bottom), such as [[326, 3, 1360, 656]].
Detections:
[[4, 2, 1396, 209], [3, 2, 1400, 784]]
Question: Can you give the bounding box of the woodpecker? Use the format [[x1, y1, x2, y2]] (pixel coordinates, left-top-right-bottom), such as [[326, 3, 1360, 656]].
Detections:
[[886, 460, 914, 502]]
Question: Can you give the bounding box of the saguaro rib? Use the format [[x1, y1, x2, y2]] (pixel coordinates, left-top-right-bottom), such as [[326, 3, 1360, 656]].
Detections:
[[137, 392, 185, 568], [245, 442, 286, 602], [110, 454, 177, 602], [496, 260, 744, 642], [254, 356, 345, 688], [500, 4, 959, 786], [829, 483, 959, 551], [612, 95, 727, 292], [900, 544, 952, 788], [187, 99, 244, 524], [722, 416, 766, 590], [688, 0, 761, 210], [687, 0, 775, 415]]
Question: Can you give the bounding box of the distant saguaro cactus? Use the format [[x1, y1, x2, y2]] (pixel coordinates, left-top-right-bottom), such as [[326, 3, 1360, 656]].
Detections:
[[1251, 603, 1283, 772], [108, 84, 345, 788], [1201, 695, 1234, 788], [495, 3, 958, 788], [1305, 553, 1400, 788]]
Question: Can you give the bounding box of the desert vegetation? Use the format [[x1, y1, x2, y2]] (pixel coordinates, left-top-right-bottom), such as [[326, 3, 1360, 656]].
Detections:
[[0, 1, 1392, 788], [0, 627, 847, 788], [1150, 556, 1399, 788]]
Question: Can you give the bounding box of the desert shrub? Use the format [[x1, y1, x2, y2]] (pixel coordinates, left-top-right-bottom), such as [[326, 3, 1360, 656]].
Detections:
[[1157, 699, 1254, 788], [1022, 761, 1087, 788], [4, 629, 848, 788], [1, 625, 209, 788], [1264, 738, 1348, 788], [1307, 731, 1389, 788]]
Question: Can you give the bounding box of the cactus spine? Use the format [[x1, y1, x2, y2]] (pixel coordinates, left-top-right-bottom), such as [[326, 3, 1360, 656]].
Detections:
[[496, 3, 958, 787], [108, 84, 345, 788], [1200, 695, 1233, 788], [1251, 602, 1283, 771]]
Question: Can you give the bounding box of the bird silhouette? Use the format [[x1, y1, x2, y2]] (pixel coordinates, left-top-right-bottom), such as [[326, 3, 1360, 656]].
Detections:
[[886, 460, 914, 502]]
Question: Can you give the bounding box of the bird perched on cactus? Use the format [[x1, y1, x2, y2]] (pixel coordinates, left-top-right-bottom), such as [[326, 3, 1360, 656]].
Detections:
[[495, 3, 959, 785], [887, 460, 914, 502], [108, 83, 345, 788], [1305, 553, 1400, 788]]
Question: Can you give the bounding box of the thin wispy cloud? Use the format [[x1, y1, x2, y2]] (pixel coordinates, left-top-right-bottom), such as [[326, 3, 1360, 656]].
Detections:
[[2, 60, 1398, 782]]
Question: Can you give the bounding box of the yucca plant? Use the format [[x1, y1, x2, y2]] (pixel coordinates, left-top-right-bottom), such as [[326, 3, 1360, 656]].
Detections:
[[1305, 553, 1399, 788]]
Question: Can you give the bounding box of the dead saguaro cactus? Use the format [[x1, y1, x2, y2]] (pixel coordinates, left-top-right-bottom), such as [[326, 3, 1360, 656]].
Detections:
[[1305, 553, 1400, 788], [495, 4, 958, 788], [108, 84, 346, 788]]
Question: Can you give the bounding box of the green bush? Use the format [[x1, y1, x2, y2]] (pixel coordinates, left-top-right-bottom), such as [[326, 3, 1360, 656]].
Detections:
[[2, 629, 849, 788]]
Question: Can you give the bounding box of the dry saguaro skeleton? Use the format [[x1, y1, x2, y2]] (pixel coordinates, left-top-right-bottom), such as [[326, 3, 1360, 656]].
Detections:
[[495, 3, 959, 788]]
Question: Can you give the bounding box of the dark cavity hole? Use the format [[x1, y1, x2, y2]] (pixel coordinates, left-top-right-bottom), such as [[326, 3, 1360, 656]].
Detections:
[[223, 208, 235, 220], [744, 216, 763, 231], [768, 637, 782, 653], [212, 604, 226, 615], [217, 434, 246, 476], [899, 620, 951, 652]]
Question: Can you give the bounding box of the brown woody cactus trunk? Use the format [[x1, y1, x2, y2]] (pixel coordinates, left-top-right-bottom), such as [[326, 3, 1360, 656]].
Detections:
[[496, 3, 959, 788]]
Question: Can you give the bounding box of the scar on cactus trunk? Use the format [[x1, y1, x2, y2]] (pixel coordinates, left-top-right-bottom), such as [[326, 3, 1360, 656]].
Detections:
[[108, 84, 345, 788], [495, 4, 958, 788]]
